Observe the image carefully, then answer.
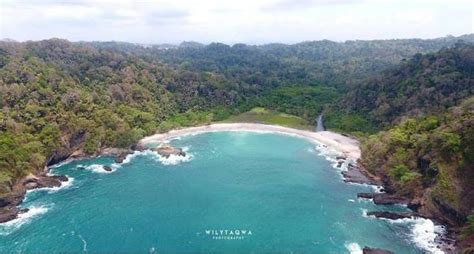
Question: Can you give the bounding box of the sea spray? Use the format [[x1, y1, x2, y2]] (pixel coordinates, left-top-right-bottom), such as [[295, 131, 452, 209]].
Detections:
[[387, 217, 445, 253], [0, 206, 49, 236], [78, 164, 113, 174], [345, 242, 363, 254]]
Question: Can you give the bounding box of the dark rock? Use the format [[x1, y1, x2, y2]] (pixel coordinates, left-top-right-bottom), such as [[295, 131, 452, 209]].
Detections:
[[0, 199, 9, 208], [407, 200, 422, 212], [51, 175, 68, 182], [103, 166, 113, 172], [336, 156, 347, 160], [131, 143, 147, 152], [342, 165, 373, 184], [358, 193, 375, 199], [156, 145, 186, 158], [373, 194, 409, 205], [114, 151, 132, 163], [337, 160, 343, 168], [363, 247, 394, 254], [1, 188, 26, 208], [0, 207, 18, 223], [24, 182, 38, 190], [367, 211, 413, 220], [36, 176, 62, 188], [76, 166, 86, 170], [69, 130, 86, 148], [19, 208, 29, 214], [357, 193, 409, 205], [433, 197, 467, 226], [46, 149, 72, 167]]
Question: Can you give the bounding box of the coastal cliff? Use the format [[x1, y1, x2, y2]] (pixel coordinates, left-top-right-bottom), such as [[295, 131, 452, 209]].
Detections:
[[358, 98, 474, 252]]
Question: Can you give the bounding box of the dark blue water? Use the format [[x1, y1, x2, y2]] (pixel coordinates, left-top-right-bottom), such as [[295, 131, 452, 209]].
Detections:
[[0, 132, 440, 253]]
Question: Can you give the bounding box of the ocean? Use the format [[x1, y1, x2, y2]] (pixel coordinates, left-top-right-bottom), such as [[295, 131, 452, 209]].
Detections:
[[0, 131, 443, 253]]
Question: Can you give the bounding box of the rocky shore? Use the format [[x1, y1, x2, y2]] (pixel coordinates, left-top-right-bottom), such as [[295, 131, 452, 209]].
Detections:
[[337, 157, 457, 253], [0, 174, 69, 223], [0, 141, 190, 224]]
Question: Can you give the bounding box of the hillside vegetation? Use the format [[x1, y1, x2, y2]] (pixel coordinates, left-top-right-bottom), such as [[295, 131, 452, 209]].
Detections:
[[0, 35, 473, 249]]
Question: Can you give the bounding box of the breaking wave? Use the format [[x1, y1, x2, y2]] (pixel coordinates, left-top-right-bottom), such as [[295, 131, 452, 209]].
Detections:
[[77, 164, 114, 174], [387, 217, 444, 253], [0, 206, 49, 235], [345, 242, 363, 254]]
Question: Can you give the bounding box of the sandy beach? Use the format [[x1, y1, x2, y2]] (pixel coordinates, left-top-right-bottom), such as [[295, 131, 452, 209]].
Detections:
[[140, 123, 361, 161]]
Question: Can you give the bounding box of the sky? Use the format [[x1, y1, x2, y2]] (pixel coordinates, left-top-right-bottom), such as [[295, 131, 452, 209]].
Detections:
[[0, 0, 472, 44]]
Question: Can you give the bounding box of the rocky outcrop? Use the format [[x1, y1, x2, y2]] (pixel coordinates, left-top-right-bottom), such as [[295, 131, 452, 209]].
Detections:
[[342, 164, 375, 184], [46, 130, 87, 166], [156, 145, 186, 158], [1, 137, 147, 225], [0, 174, 68, 224], [103, 166, 113, 172], [433, 197, 467, 226], [362, 247, 394, 254], [366, 211, 414, 220], [22, 175, 68, 190], [357, 193, 410, 205], [131, 143, 147, 152], [0, 207, 19, 223], [114, 152, 130, 163]]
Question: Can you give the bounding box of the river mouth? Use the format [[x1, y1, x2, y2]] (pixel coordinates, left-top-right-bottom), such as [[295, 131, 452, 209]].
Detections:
[[0, 132, 440, 253]]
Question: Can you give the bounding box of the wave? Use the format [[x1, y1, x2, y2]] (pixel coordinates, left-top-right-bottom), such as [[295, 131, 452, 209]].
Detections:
[[113, 148, 194, 168], [26, 177, 75, 195], [361, 208, 369, 217], [387, 217, 444, 253], [77, 164, 114, 174], [48, 158, 74, 169], [110, 150, 145, 169], [314, 144, 352, 172], [345, 242, 363, 254], [0, 206, 49, 235], [47, 177, 74, 193], [78, 234, 88, 252]]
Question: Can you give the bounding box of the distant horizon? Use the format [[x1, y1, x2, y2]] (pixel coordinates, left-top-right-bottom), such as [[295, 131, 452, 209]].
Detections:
[[1, 0, 471, 45], [1, 33, 473, 47]]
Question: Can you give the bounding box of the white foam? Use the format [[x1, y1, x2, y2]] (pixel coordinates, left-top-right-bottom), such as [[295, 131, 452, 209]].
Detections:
[[78, 164, 114, 174], [46, 177, 74, 193], [0, 206, 49, 235], [388, 217, 445, 253], [361, 208, 369, 217], [110, 151, 143, 169], [78, 234, 87, 252], [371, 185, 384, 193], [157, 153, 193, 165], [345, 242, 363, 254], [48, 158, 74, 168], [25, 177, 75, 199], [111, 149, 193, 167]]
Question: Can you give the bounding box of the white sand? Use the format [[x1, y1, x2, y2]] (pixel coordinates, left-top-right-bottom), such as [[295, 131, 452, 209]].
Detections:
[[140, 123, 361, 161]]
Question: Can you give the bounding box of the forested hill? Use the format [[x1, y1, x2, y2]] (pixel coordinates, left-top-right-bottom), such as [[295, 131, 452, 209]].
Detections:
[[0, 36, 473, 249], [343, 42, 474, 127], [0, 35, 472, 192], [151, 34, 474, 88]]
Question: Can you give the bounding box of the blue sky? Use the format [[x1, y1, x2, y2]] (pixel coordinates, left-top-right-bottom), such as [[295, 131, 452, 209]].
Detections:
[[0, 0, 472, 44]]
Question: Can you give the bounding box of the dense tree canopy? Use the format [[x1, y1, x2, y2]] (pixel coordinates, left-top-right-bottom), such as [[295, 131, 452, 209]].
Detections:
[[0, 37, 473, 248]]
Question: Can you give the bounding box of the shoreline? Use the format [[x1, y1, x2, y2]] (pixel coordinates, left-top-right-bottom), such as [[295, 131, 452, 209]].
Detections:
[[140, 123, 452, 253], [1, 123, 451, 253], [140, 123, 361, 162]]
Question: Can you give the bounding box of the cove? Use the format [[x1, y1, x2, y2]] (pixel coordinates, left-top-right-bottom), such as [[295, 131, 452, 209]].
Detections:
[[0, 131, 440, 253]]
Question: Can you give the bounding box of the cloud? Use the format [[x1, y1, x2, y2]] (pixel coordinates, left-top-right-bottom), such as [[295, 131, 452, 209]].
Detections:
[[262, 0, 361, 11], [0, 0, 471, 44]]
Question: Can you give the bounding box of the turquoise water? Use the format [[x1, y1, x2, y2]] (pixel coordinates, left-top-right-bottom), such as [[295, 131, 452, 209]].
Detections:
[[0, 132, 436, 253]]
